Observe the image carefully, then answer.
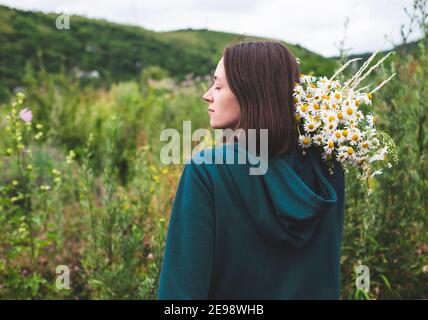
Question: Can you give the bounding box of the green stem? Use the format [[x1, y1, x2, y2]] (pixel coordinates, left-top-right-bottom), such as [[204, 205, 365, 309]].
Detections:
[[17, 150, 36, 269]]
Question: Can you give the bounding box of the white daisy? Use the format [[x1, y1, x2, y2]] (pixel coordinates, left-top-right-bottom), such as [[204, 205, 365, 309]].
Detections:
[[323, 139, 335, 154], [322, 111, 339, 126], [321, 151, 333, 162], [342, 103, 357, 119], [303, 119, 319, 133], [298, 134, 312, 148], [366, 114, 377, 128], [348, 128, 362, 146], [362, 93, 373, 105], [331, 90, 343, 103], [336, 149, 349, 163], [332, 129, 346, 143], [359, 140, 371, 153], [296, 103, 309, 117], [312, 133, 324, 146]]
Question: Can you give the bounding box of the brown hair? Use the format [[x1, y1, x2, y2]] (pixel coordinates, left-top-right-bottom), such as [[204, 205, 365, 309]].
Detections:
[[223, 39, 300, 157]]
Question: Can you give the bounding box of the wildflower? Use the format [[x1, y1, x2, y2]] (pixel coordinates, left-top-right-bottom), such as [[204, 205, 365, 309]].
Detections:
[[359, 140, 371, 152], [323, 139, 335, 154], [293, 52, 396, 183], [332, 130, 345, 143], [66, 150, 76, 164], [296, 103, 309, 116], [17, 92, 25, 104], [161, 167, 169, 175], [303, 119, 319, 133], [298, 135, 312, 148], [312, 134, 324, 146], [19, 108, 32, 123], [321, 152, 333, 162], [366, 114, 377, 128], [40, 185, 51, 191], [349, 129, 361, 146], [336, 148, 349, 163], [370, 169, 383, 177], [422, 265, 428, 275]]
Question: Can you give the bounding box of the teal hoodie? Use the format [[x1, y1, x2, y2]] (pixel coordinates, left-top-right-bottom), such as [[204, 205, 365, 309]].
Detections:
[[158, 142, 345, 300]]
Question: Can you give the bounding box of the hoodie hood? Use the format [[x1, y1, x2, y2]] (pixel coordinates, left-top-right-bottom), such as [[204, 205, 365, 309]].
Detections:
[[220, 143, 338, 247]]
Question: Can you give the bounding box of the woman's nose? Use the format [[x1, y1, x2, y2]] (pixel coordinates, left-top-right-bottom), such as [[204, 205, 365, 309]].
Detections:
[[202, 91, 213, 103]]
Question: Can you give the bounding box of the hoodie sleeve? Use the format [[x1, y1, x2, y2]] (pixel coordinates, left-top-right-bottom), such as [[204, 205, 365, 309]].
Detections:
[[158, 159, 215, 300]]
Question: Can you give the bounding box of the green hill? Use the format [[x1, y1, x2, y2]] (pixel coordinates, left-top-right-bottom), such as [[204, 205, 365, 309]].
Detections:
[[0, 5, 338, 100]]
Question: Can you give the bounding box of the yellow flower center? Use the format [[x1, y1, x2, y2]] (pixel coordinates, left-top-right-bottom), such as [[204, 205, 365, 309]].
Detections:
[[342, 129, 348, 136], [301, 104, 308, 112], [328, 115, 336, 122], [308, 123, 315, 130], [313, 103, 320, 110], [352, 134, 359, 141], [347, 147, 354, 155], [295, 114, 301, 122], [335, 132, 341, 138], [303, 138, 310, 145], [306, 93, 312, 98], [362, 142, 369, 148], [368, 93, 373, 100], [338, 112, 343, 120], [334, 93, 341, 99], [346, 107, 354, 115], [328, 141, 334, 148]]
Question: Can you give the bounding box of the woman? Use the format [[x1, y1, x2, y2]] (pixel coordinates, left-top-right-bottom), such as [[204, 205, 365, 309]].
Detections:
[[158, 40, 345, 299]]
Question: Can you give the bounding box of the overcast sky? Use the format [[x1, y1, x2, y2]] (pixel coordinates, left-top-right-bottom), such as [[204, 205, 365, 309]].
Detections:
[[0, 0, 423, 57]]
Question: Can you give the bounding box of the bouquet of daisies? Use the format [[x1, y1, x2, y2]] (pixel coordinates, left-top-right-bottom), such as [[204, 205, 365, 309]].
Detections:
[[293, 50, 398, 186]]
